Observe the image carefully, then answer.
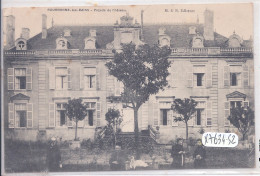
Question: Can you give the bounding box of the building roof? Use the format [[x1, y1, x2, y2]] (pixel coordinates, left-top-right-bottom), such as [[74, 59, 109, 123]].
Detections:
[[23, 24, 251, 50]]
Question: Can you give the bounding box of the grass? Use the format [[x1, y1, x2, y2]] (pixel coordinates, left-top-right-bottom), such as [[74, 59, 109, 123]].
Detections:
[[3, 139, 255, 173]]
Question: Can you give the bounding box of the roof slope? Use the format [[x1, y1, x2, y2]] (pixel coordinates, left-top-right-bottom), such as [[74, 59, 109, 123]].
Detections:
[[25, 24, 240, 50]]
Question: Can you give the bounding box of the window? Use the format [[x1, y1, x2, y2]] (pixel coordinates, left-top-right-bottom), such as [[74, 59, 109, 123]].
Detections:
[[196, 73, 204, 86], [86, 102, 96, 126], [15, 104, 27, 127], [196, 109, 202, 125], [18, 41, 25, 50], [160, 109, 171, 126], [55, 68, 68, 90], [56, 103, 67, 126], [229, 65, 242, 87], [84, 68, 96, 89], [15, 68, 26, 90], [230, 101, 242, 109], [230, 73, 241, 86]]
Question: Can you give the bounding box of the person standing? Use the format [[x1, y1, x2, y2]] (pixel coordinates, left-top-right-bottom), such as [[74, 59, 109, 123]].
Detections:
[[193, 139, 206, 168], [171, 138, 185, 168], [46, 137, 62, 172]]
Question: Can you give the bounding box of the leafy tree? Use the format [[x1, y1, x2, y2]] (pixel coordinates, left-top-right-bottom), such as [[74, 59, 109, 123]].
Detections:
[[228, 106, 254, 141], [64, 98, 88, 141], [171, 98, 198, 140], [106, 43, 171, 157], [105, 108, 122, 148]]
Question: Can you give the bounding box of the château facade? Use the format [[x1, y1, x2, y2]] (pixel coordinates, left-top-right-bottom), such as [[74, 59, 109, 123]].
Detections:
[[3, 10, 254, 143]]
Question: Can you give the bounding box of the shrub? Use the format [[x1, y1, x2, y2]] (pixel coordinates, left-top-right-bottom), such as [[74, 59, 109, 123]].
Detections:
[[80, 139, 95, 150]]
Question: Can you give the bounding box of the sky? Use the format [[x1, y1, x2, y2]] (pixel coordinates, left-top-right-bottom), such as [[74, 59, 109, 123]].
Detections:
[[3, 3, 253, 40]]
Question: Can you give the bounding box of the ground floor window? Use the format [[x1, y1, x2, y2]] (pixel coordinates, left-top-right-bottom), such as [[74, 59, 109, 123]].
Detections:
[[85, 102, 96, 126], [56, 103, 67, 126], [15, 103, 27, 128], [160, 109, 170, 126], [87, 110, 94, 126], [196, 109, 202, 126]]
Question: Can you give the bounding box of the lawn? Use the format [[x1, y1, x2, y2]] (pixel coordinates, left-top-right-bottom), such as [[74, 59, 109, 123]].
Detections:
[[4, 139, 255, 173]]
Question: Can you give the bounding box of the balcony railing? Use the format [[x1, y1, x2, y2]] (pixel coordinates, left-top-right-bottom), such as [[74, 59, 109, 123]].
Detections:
[[4, 47, 252, 58]]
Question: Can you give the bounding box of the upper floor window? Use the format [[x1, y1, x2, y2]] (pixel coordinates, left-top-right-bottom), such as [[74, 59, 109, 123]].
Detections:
[[8, 68, 32, 90], [194, 73, 205, 87], [55, 67, 68, 90], [15, 68, 26, 90], [84, 67, 96, 89]]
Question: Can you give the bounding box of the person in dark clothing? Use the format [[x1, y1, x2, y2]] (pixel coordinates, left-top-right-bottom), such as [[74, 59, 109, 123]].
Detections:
[[109, 145, 127, 171], [193, 139, 206, 168], [171, 138, 185, 168], [46, 137, 62, 172]]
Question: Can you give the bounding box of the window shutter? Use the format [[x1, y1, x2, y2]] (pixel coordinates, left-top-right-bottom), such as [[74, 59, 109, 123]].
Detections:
[[49, 67, 55, 90], [15, 106, 20, 128], [206, 65, 212, 87], [160, 110, 163, 126], [8, 103, 15, 128], [224, 66, 230, 87], [96, 102, 101, 127], [67, 67, 71, 89], [27, 103, 33, 128], [172, 111, 179, 127], [206, 101, 212, 126], [49, 103, 55, 127], [8, 68, 14, 90], [243, 101, 249, 109], [80, 67, 84, 90], [153, 103, 159, 126], [243, 65, 249, 87], [26, 67, 32, 90], [67, 117, 73, 127], [93, 110, 97, 126], [167, 110, 172, 126], [188, 114, 194, 126], [96, 67, 100, 90], [187, 66, 193, 87], [224, 102, 230, 126]]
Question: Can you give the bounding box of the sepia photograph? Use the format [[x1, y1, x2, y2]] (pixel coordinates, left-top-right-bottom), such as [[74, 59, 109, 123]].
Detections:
[[1, 2, 257, 174]]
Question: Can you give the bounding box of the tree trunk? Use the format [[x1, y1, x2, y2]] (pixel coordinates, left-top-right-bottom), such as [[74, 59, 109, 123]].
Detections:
[[185, 121, 189, 140], [134, 108, 140, 159], [242, 133, 246, 141], [75, 121, 78, 141]]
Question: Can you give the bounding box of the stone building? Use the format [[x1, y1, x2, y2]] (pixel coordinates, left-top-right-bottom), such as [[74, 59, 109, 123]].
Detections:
[[3, 10, 254, 143]]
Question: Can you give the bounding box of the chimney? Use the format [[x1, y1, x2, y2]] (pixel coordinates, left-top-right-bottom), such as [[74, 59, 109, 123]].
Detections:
[[42, 14, 47, 39], [21, 28, 30, 40], [5, 15, 15, 49], [140, 10, 144, 41], [203, 9, 214, 40]]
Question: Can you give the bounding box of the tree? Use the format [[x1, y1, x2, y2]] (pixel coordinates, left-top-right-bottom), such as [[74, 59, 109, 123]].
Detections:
[[228, 106, 254, 141], [106, 43, 171, 157], [64, 98, 88, 141], [105, 108, 122, 148], [171, 98, 198, 140]]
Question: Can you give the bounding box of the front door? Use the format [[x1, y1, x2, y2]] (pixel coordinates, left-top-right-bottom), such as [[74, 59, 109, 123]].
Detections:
[[121, 107, 134, 132]]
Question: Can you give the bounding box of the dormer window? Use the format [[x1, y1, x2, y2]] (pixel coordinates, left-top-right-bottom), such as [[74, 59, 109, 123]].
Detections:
[[84, 30, 97, 49], [158, 27, 171, 47], [56, 37, 68, 49], [18, 41, 25, 49], [192, 33, 204, 48], [228, 32, 242, 47], [15, 38, 27, 50]]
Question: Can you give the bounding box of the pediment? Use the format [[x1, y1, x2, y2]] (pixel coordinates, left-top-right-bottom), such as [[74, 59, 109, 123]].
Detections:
[[226, 91, 246, 99], [10, 93, 30, 101]]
